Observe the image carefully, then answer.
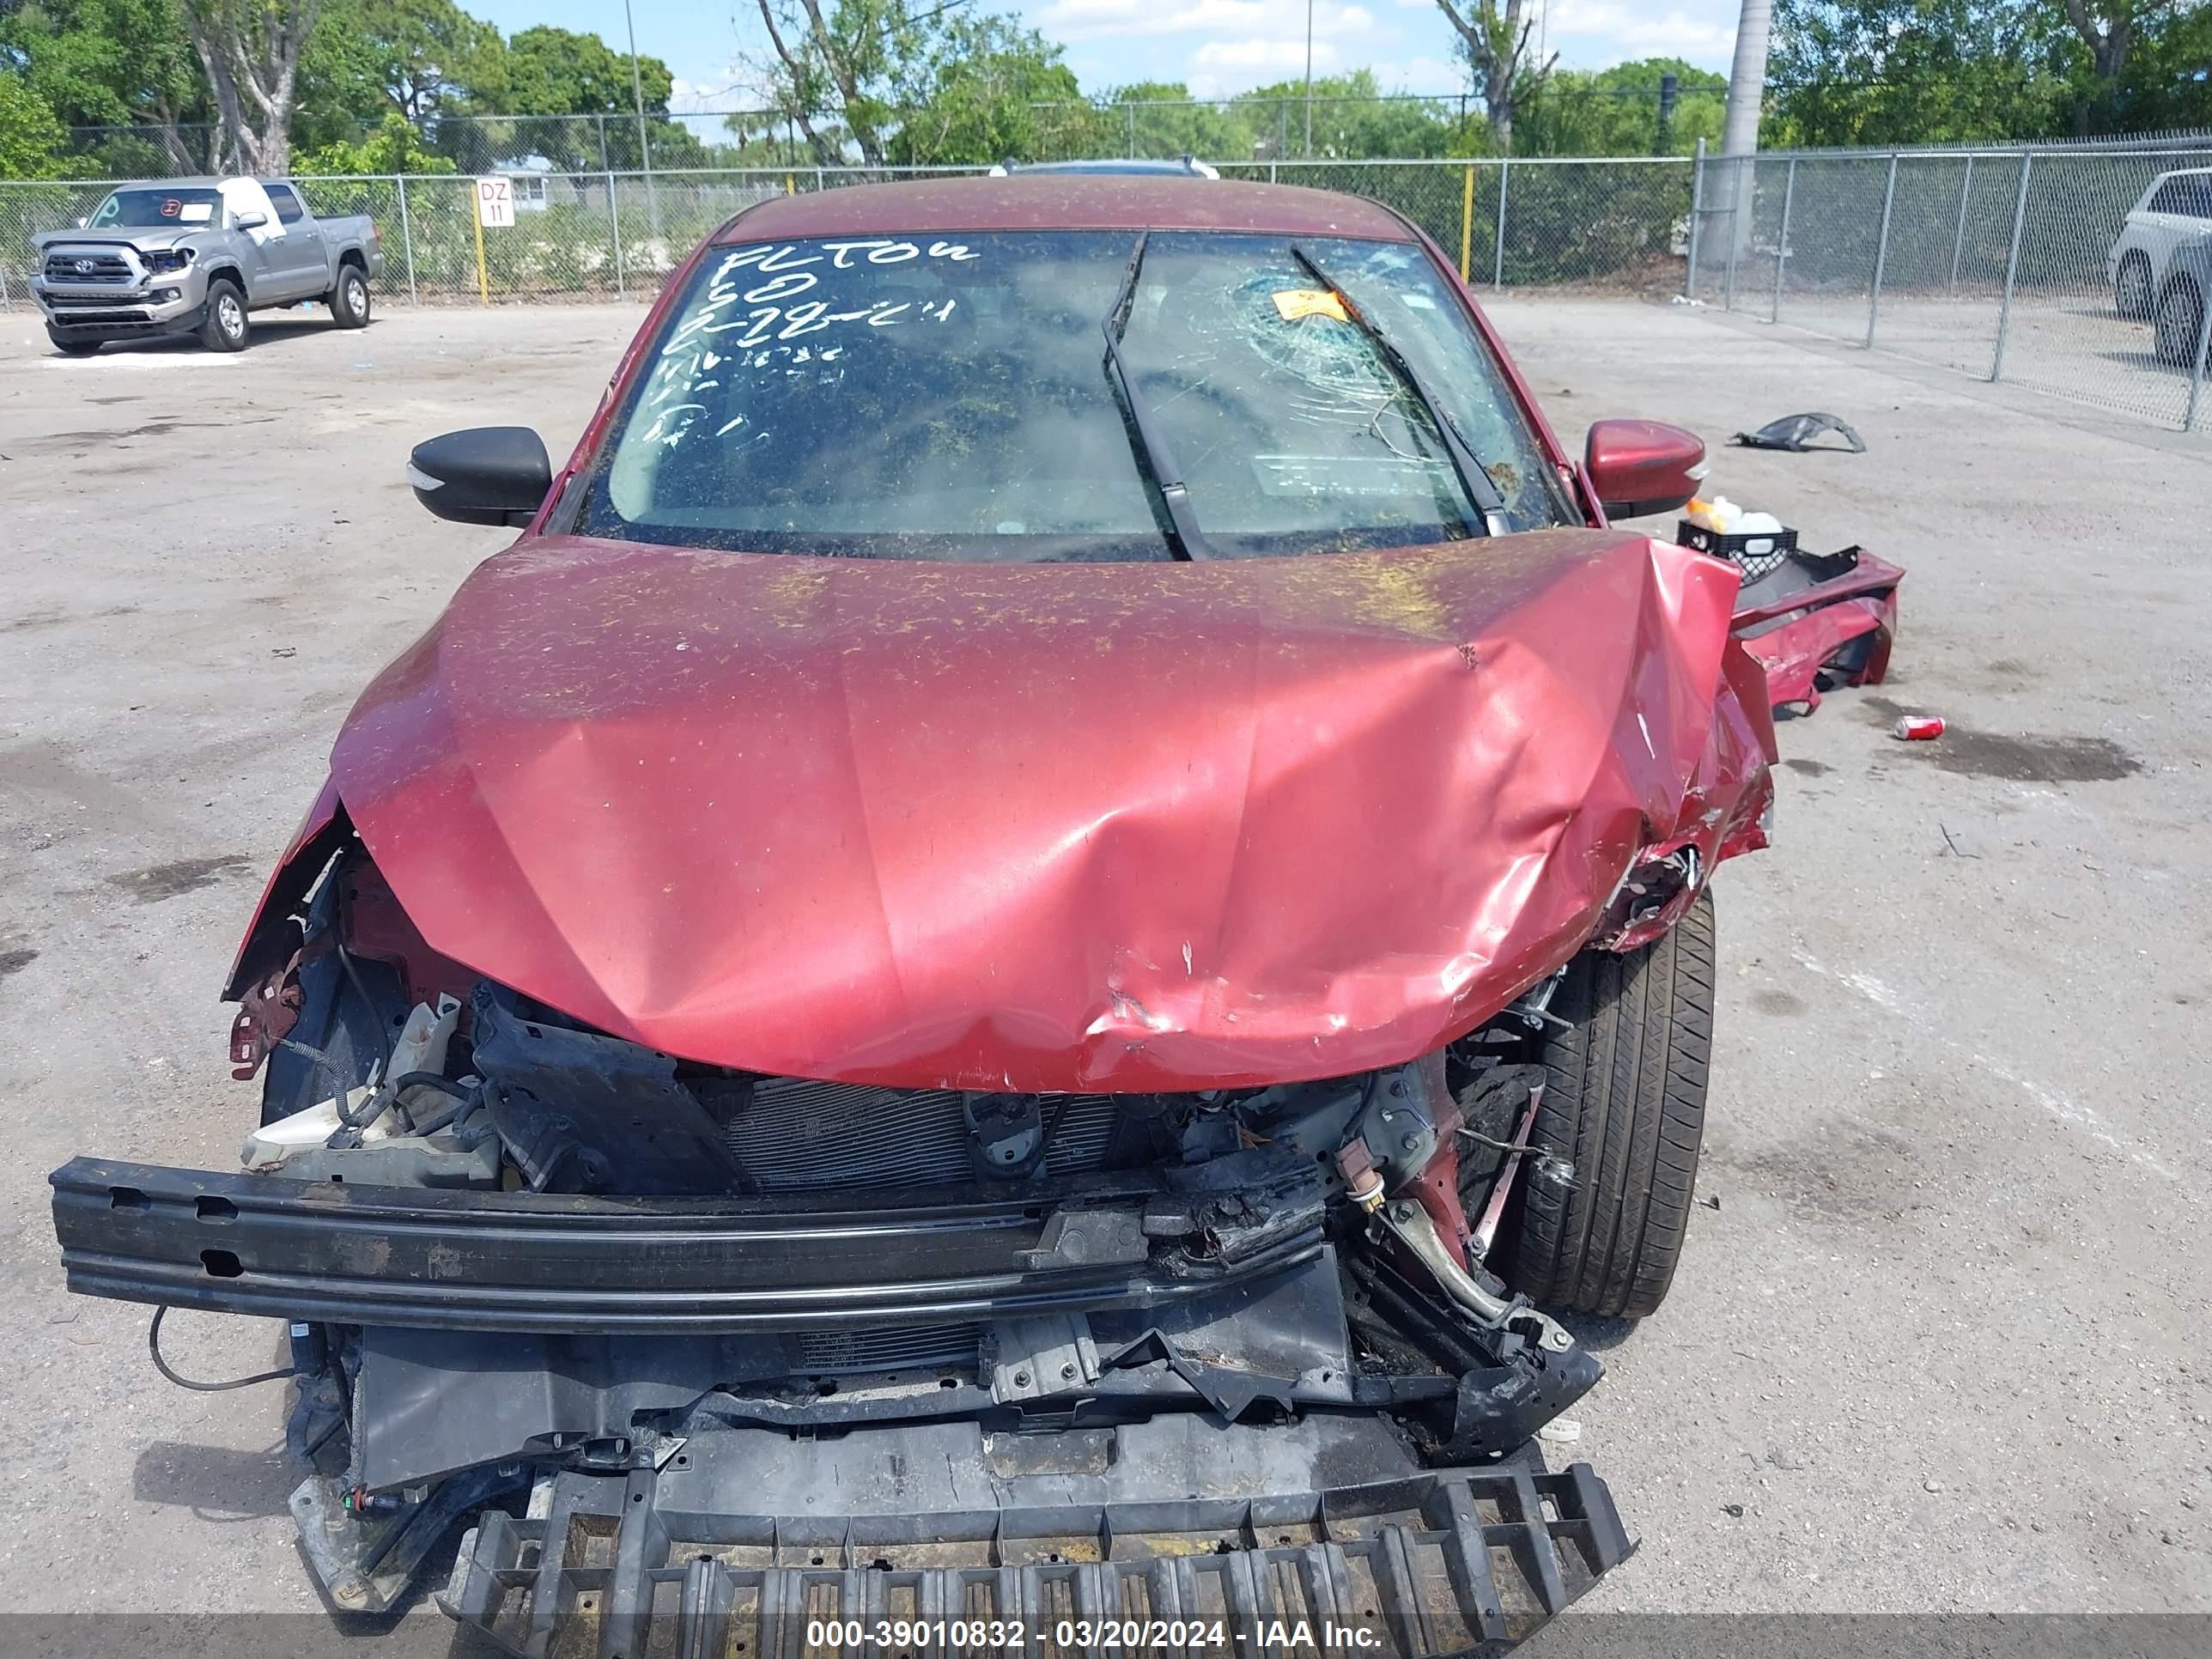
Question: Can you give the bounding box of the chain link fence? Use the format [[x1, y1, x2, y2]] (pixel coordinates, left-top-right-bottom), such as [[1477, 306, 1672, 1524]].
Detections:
[[49, 97, 1528, 179], [1687, 142, 2212, 431], [1, 157, 1702, 314]]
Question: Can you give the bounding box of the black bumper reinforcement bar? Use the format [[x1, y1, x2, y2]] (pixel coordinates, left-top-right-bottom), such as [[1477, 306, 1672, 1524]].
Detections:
[[50, 1157, 1325, 1334]]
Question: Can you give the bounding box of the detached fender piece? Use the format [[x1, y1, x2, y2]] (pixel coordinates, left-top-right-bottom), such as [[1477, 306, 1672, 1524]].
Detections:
[[1731, 545, 1905, 712]]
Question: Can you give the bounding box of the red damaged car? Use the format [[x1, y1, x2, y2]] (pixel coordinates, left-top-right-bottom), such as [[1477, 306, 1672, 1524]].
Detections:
[[52, 178, 1775, 1652]]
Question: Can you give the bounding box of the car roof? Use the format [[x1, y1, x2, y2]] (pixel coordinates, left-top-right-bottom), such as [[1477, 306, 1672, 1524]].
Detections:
[[110, 176, 289, 191], [1000, 158, 1217, 176], [714, 175, 1418, 245]]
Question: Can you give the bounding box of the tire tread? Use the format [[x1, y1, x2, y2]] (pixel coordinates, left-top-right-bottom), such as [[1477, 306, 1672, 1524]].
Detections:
[[1504, 892, 1714, 1319]]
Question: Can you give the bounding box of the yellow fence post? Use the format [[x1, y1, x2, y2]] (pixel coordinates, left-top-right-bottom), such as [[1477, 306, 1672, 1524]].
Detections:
[[471, 186, 490, 305], [1458, 166, 1474, 283], [785, 174, 796, 195]]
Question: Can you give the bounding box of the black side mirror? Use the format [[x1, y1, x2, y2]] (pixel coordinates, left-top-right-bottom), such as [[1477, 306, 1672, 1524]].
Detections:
[[408, 428, 552, 527]]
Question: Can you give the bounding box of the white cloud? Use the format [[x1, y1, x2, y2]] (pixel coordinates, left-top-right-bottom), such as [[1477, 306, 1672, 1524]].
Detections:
[[1361, 53, 1468, 93], [1038, 0, 1395, 96], [1187, 40, 1346, 97], [667, 64, 775, 114], [1538, 0, 1736, 65], [1194, 36, 1342, 72], [1038, 0, 1376, 41]]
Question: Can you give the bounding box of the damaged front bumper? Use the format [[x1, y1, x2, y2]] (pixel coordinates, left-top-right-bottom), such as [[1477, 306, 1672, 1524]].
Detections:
[[440, 1417, 1629, 1659], [52, 1131, 1625, 1652], [34, 278, 207, 341], [1731, 544, 1905, 712], [54, 1155, 1325, 1334]]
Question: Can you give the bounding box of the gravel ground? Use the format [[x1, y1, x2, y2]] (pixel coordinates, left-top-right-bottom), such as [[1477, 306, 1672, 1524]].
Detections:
[[0, 295, 2206, 1635]]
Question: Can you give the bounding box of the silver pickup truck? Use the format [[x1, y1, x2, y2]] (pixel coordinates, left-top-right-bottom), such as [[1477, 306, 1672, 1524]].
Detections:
[[30, 176, 384, 356]]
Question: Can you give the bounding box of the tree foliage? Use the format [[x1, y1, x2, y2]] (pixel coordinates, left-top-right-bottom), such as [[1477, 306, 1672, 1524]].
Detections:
[[297, 105, 453, 171], [1, 67, 70, 175], [878, 12, 1085, 164], [1515, 58, 1726, 156], [1770, 0, 2209, 142], [1434, 0, 1556, 150], [1235, 70, 1457, 159], [0, 0, 208, 170], [181, 0, 321, 172]]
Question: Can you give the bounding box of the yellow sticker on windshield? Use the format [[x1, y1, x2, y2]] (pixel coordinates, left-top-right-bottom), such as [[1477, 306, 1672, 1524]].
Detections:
[[1272, 288, 1349, 324]]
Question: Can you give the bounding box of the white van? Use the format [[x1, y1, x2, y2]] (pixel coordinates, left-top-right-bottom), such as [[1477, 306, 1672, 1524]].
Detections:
[[2107, 167, 2212, 319]]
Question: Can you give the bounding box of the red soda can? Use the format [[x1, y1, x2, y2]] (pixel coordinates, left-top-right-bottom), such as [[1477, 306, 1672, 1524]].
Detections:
[[1892, 715, 1945, 740]]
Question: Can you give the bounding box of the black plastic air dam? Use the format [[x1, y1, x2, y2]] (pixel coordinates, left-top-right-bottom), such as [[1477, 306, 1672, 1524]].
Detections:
[[440, 1416, 1633, 1658], [50, 1156, 1327, 1334]]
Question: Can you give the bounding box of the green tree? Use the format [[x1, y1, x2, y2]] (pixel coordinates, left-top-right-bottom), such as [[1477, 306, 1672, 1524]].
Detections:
[[501, 24, 667, 118], [1, 67, 70, 176], [295, 106, 455, 171], [472, 21, 682, 170], [180, 0, 321, 173], [2102, 3, 2212, 128], [1516, 58, 1726, 156], [750, 0, 923, 167], [878, 12, 1093, 164], [294, 0, 505, 156], [1769, 0, 2077, 145], [0, 0, 209, 169], [1233, 70, 1452, 160], [1433, 0, 1556, 151], [1099, 81, 1261, 161]]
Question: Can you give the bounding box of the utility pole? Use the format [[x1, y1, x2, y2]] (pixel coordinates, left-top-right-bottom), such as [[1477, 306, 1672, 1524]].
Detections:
[[1719, 0, 1771, 266], [623, 0, 660, 240], [1656, 70, 1678, 155], [1304, 0, 1315, 157]]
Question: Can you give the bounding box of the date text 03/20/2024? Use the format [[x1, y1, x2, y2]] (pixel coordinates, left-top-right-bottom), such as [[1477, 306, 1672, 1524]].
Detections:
[[805, 1620, 1388, 1650]]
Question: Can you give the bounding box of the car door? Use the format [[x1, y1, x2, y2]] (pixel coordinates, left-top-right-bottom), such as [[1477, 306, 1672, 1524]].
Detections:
[[259, 184, 330, 301], [2142, 175, 2211, 284], [216, 178, 286, 301]]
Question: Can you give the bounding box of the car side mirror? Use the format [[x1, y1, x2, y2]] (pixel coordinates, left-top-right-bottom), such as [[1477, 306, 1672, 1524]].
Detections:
[[234, 210, 268, 230], [1584, 419, 1708, 520], [408, 428, 553, 528]]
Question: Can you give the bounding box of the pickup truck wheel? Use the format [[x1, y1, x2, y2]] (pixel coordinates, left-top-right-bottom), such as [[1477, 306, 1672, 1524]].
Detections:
[[46, 329, 101, 356], [1501, 890, 1714, 1321], [199, 279, 249, 352], [330, 264, 371, 329]]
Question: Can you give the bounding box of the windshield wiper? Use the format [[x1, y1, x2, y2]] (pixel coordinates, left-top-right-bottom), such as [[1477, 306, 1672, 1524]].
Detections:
[[1288, 245, 1512, 538], [1102, 233, 1212, 562]]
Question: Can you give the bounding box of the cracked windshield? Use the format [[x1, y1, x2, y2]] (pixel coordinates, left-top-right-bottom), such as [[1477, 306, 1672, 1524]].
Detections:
[[584, 230, 1571, 559]]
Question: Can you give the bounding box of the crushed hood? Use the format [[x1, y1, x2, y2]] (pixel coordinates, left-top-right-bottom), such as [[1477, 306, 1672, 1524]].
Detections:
[[331, 529, 1772, 1091]]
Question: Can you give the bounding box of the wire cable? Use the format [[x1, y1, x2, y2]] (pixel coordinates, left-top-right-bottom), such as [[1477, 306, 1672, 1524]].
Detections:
[[147, 1304, 295, 1393]]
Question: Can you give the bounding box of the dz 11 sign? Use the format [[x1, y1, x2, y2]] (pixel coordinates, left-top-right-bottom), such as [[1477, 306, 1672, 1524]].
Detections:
[[476, 176, 515, 228]]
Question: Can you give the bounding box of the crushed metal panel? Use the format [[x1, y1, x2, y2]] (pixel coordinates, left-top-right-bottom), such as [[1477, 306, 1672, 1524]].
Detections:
[[331, 528, 1768, 1091], [1731, 546, 1904, 713]]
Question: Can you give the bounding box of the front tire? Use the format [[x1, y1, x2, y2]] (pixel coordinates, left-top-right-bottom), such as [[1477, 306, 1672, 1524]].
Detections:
[[330, 262, 371, 329], [47, 329, 101, 356], [2154, 277, 2206, 368], [1503, 890, 1714, 1320], [199, 278, 249, 352], [2115, 252, 2153, 320]]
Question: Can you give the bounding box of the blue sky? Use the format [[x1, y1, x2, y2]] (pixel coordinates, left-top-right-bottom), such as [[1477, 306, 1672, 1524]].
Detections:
[[471, 1, 1741, 110]]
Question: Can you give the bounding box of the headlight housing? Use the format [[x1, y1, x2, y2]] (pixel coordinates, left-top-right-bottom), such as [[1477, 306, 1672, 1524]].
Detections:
[[145, 248, 192, 275]]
